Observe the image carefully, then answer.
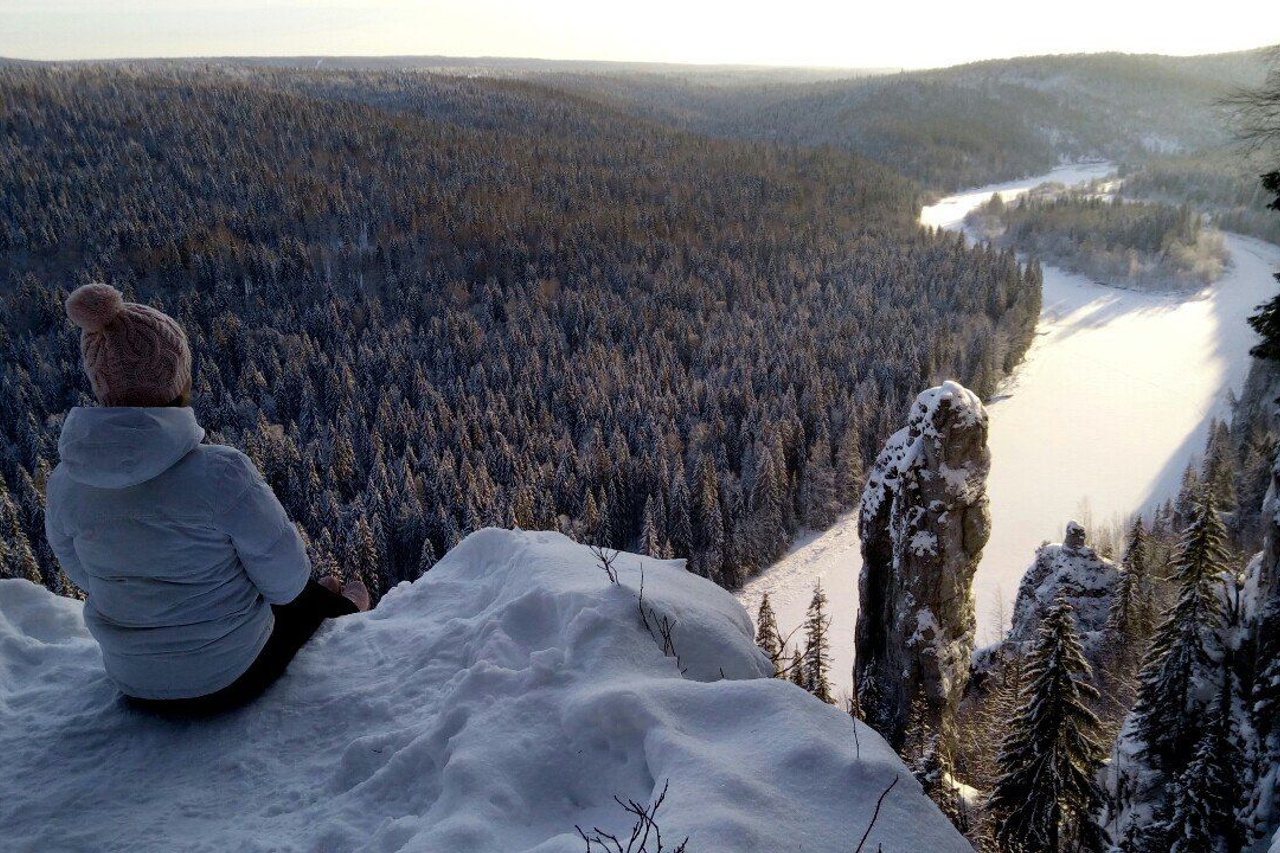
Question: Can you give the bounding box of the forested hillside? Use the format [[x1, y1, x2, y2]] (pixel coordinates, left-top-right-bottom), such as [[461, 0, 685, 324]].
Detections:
[[74, 50, 1270, 193], [967, 190, 1228, 290], [536, 50, 1269, 190], [1121, 147, 1280, 245], [0, 66, 1041, 600]]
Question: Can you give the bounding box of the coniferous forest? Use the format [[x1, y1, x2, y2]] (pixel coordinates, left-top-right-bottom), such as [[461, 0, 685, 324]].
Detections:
[[0, 65, 1041, 600], [967, 190, 1228, 290], [3, 43, 1280, 853]]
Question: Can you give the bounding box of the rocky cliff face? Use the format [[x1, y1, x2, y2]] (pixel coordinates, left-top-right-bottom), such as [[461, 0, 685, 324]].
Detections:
[[1006, 521, 1118, 657], [855, 380, 991, 751]]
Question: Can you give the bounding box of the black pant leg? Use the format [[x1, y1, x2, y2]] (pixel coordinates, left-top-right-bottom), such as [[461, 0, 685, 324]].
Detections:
[[127, 580, 356, 716]]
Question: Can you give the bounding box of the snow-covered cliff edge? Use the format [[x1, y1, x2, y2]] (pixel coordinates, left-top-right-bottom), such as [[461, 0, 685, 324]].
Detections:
[[0, 528, 968, 852]]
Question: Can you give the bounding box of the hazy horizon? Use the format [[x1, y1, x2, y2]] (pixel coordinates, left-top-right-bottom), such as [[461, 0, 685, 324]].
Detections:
[[1, 1, 1275, 70]]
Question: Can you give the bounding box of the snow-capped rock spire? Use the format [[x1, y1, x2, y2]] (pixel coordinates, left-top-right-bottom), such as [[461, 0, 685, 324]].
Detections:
[[854, 380, 991, 751]]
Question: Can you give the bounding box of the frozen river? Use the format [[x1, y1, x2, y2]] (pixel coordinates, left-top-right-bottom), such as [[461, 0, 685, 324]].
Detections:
[[737, 163, 1280, 699]]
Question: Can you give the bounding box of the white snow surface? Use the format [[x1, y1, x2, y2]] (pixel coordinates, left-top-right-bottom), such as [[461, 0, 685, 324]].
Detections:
[[737, 516, 863, 704], [0, 528, 968, 853], [740, 161, 1280, 696]]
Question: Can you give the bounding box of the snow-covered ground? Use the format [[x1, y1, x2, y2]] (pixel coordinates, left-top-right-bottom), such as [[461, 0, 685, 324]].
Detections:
[[0, 529, 968, 853], [739, 163, 1280, 697], [737, 516, 863, 705]]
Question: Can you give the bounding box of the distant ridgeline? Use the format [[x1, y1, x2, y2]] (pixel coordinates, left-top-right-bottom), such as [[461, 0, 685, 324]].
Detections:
[[967, 188, 1229, 291], [0, 66, 1041, 600], [535, 50, 1269, 191]]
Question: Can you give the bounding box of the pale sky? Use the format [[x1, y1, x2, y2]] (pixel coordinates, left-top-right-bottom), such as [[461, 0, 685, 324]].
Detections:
[[0, 0, 1275, 69]]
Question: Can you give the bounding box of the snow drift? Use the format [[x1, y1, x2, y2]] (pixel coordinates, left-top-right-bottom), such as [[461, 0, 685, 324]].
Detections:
[[0, 528, 968, 852]]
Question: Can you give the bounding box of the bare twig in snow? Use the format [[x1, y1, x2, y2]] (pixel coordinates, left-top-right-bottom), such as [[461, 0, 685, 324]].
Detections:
[[853, 775, 899, 853], [637, 564, 685, 674], [590, 545, 620, 584], [575, 780, 689, 853]]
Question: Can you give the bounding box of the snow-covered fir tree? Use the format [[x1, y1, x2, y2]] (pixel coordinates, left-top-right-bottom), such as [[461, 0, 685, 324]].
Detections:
[[910, 716, 968, 834], [0, 478, 41, 585], [417, 538, 438, 578], [787, 648, 806, 688], [1174, 464, 1204, 532], [1103, 517, 1157, 702], [802, 584, 833, 703], [754, 593, 783, 676], [641, 494, 662, 558], [1200, 419, 1236, 511], [1163, 703, 1238, 853], [1129, 495, 1228, 772], [801, 425, 840, 529], [1108, 518, 1155, 644], [835, 420, 865, 505], [987, 596, 1109, 853]]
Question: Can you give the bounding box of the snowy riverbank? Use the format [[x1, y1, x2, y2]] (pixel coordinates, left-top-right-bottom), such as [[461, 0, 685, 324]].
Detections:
[[738, 163, 1280, 698]]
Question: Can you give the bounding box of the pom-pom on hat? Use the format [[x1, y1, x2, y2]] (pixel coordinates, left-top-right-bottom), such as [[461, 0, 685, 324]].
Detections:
[[66, 283, 192, 407]]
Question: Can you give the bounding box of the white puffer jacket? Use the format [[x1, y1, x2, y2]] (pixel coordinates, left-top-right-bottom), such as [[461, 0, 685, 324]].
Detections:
[[45, 406, 310, 699]]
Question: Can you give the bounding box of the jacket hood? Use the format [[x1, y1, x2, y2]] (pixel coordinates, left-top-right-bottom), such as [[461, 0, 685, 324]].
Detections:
[[58, 407, 206, 489]]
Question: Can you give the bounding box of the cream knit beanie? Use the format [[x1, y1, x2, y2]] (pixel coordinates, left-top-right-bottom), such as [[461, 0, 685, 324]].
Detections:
[[65, 283, 192, 407]]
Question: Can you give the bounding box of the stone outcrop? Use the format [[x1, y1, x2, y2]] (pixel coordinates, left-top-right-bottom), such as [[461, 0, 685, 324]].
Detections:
[[854, 380, 991, 751], [1007, 521, 1118, 656]]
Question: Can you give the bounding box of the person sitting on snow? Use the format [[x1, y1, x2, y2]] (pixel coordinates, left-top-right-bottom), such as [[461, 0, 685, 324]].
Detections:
[[43, 283, 369, 715]]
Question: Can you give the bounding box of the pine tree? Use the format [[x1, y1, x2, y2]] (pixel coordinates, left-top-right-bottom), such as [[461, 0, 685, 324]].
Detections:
[[666, 468, 693, 559], [696, 456, 725, 582], [835, 419, 865, 505], [1173, 464, 1202, 532], [987, 596, 1109, 853], [331, 434, 357, 500], [1129, 495, 1228, 770], [802, 584, 833, 704], [748, 449, 786, 563], [787, 648, 806, 688], [352, 516, 382, 600], [0, 482, 41, 585], [754, 593, 783, 676], [582, 489, 602, 545], [1200, 420, 1236, 510], [640, 494, 662, 558], [1163, 705, 1234, 853], [1105, 517, 1156, 694], [1233, 428, 1275, 550], [702, 499, 726, 584], [913, 725, 967, 834], [801, 427, 839, 529], [417, 538, 437, 578]]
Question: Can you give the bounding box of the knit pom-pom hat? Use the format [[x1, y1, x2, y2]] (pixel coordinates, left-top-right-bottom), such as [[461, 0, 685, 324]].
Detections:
[[66, 283, 192, 407]]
